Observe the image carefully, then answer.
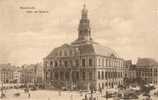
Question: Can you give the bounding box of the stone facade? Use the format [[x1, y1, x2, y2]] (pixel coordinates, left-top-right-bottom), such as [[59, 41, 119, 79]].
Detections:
[[20, 63, 44, 86], [13, 67, 21, 83], [20, 65, 35, 85], [124, 60, 136, 81], [44, 5, 125, 90], [34, 63, 44, 86], [136, 58, 158, 85], [0, 64, 15, 83]]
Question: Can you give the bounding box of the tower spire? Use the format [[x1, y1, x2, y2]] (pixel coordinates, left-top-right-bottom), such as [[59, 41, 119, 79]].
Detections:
[[72, 0, 93, 45], [81, 1, 88, 19], [78, 1, 92, 41], [83, 0, 86, 7]]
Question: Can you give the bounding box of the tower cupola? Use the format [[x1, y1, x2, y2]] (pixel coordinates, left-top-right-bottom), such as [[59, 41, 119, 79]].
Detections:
[[77, 4, 92, 42]]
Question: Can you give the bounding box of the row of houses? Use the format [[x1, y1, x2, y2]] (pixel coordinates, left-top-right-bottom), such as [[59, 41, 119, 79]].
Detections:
[[0, 63, 44, 86], [1, 57, 157, 89], [124, 58, 158, 86]]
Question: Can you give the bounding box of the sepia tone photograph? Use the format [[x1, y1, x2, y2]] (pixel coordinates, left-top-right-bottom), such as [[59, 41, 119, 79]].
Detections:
[[0, 0, 158, 100]]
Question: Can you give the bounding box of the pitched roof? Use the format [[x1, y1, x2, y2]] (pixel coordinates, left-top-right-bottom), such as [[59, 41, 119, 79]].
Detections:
[[46, 42, 119, 58], [0, 63, 15, 71], [78, 43, 118, 57], [136, 58, 158, 66]]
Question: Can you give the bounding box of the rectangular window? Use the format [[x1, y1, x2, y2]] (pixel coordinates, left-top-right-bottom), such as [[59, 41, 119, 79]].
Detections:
[[82, 72, 85, 80], [106, 59, 108, 67], [75, 60, 79, 66], [50, 61, 53, 66], [98, 71, 100, 79], [70, 60, 73, 67], [89, 59, 92, 66], [59, 60, 62, 66], [102, 59, 104, 67], [64, 61, 68, 67], [82, 59, 85, 67], [102, 71, 104, 80], [55, 61, 58, 67], [107, 59, 109, 67], [89, 72, 92, 80], [105, 72, 107, 79], [98, 58, 100, 66], [64, 51, 67, 56]]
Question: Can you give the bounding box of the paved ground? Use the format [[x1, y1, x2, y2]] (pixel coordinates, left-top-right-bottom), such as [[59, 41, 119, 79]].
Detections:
[[2, 89, 158, 100], [1, 89, 114, 100], [2, 89, 85, 100]]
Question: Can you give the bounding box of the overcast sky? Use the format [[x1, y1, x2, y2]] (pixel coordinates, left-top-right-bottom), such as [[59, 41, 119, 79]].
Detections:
[[0, 0, 158, 65]]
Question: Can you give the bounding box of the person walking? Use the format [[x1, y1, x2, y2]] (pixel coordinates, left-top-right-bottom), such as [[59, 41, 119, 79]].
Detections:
[[28, 92, 31, 99], [85, 94, 88, 100]]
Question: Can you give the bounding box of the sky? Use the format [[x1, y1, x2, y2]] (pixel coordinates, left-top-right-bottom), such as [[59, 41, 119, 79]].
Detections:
[[0, 0, 158, 65]]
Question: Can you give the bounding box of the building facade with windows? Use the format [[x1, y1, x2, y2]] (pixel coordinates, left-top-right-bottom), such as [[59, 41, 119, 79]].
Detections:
[[20, 63, 44, 86], [0, 64, 15, 83], [20, 64, 36, 85], [13, 67, 21, 83], [136, 58, 158, 85], [44, 5, 125, 90], [124, 60, 136, 81], [34, 63, 44, 86]]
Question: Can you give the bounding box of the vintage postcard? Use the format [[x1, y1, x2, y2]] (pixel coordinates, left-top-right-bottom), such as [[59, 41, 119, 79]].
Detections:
[[0, 0, 158, 100]]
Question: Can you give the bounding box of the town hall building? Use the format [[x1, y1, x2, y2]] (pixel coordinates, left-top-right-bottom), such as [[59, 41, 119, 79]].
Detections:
[[44, 4, 125, 90]]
